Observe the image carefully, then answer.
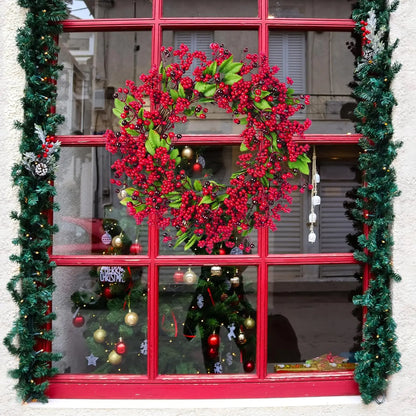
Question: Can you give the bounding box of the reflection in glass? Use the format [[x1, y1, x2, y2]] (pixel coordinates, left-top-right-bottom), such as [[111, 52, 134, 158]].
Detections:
[[164, 0, 257, 17], [57, 31, 151, 135], [269, 31, 356, 134], [54, 147, 147, 255], [53, 266, 148, 374], [158, 145, 258, 255], [67, 0, 152, 19], [162, 30, 258, 134], [268, 0, 353, 19], [269, 145, 360, 255], [267, 265, 361, 373], [159, 266, 257, 374]]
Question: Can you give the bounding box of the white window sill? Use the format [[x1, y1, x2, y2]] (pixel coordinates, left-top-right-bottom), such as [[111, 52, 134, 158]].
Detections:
[[28, 396, 362, 409]]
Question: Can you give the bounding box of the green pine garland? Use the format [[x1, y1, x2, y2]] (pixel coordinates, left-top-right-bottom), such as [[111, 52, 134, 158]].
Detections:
[[3, 0, 67, 403], [351, 0, 402, 404], [4, 0, 401, 404]]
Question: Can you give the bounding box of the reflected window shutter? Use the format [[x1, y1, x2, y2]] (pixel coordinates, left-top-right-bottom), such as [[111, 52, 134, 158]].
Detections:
[[319, 168, 359, 279], [174, 31, 213, 74], [269, 32, 305, 94]]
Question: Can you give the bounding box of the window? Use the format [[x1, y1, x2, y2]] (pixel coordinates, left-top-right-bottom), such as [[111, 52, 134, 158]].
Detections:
[[49, 0, 363, 399]]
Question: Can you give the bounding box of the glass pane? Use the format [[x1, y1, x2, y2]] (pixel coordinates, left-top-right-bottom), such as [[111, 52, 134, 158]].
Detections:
[[164, 0, 257, 17], [269, 31, 356, 134], [162, 30, 258, 134], [57, 31, 151, 135], [53, 266, 148, 374], [267, 265, 361, 374], [269, 145, 360, 254], [159, 265, 257, 374], [268, 0, 353, 19], [158, 145, 258, 255], [67, 0, 152, 19], [53, 147, 148, 255]]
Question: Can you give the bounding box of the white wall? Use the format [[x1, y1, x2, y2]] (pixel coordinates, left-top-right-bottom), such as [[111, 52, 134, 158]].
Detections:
[[0, 0, 415, 415]]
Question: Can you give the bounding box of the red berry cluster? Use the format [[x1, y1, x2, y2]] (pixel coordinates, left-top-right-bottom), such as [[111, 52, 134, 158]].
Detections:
[[104, 45, 311, 253], [360, 20, 371, 46]]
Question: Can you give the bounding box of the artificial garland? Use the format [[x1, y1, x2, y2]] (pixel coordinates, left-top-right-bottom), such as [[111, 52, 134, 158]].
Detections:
[[3, 0, 401, 405], [3, 0, 67, 403], [105, 44, 311, 253], [351, 0, 401, 404]]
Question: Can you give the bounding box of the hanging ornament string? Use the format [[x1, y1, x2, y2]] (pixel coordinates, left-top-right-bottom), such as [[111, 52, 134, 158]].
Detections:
[[308, 146, 319, 243]]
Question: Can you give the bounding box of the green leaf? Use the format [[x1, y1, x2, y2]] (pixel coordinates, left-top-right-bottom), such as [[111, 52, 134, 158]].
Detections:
[[218, 56, 233, 73], [145, 140, 155, 155], [184, 234, 198, 251], [204, 84, 217, 97], [119, 197, 132, 206], [226, 62, 243, 74], [170, 148, 179, 159], [126, 95, 135, 104], [149, 129, 161, 148], [199, 195, 213, 205], [193, 180, 203, 191], [223, 73, 242, 85], [260, 176, 269, 186], [114, 98, 125, 111], [112, 108, 122, 118], [240, 141, 249, 152], [169, 201, 182, 209], [178, 83, 186, 98], [170, 89, 179, 101], [240, 117, 248, 125], [288, 156, 310, 175], [125, 128, 139, 136], [195, 81, 208, 93], [174, 231, 191, 248], [254, 99, 271, 110], [195, 82, 217, 97], [204, 60, 218, 75]]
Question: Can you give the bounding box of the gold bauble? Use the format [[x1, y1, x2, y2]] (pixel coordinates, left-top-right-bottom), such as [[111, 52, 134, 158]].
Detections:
[[183, 268, 197, 284], [230, 276, 240, 287], [93, 327, 107, 343], [108, 350, 122, 365], [210, 266, 222, 277], [244, 316, 256, 330], [118, 189, 128, 200], [124, 311, 139, 326], [181, 146, 194, 159], [112, 235, 123, 248]]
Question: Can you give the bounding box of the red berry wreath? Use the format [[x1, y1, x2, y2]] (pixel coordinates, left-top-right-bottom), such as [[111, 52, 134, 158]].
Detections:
[[105, 44, 311, 253]]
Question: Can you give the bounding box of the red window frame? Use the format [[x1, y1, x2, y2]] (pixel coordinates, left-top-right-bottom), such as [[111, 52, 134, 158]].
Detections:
[[47, 0, 364, 399]]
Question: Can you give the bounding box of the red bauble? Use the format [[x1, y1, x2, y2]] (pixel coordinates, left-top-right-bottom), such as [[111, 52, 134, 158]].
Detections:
[[103, 287, 112, 299], [219, 248, 226, 255], [115, 339, 127, 355], [173, 268, 184, 283], [208, 346, 218, 358], [130, 240, 143, 255], [72, 315, 85, 328], [244, 360, 255, 373], [207, 333, 220, 347], [192, 163, 202, 172]]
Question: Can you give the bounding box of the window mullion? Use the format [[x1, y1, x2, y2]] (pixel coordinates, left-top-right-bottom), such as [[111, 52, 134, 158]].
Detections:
[[147, 223, 160, 379], [257, 227, 269, 379]]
